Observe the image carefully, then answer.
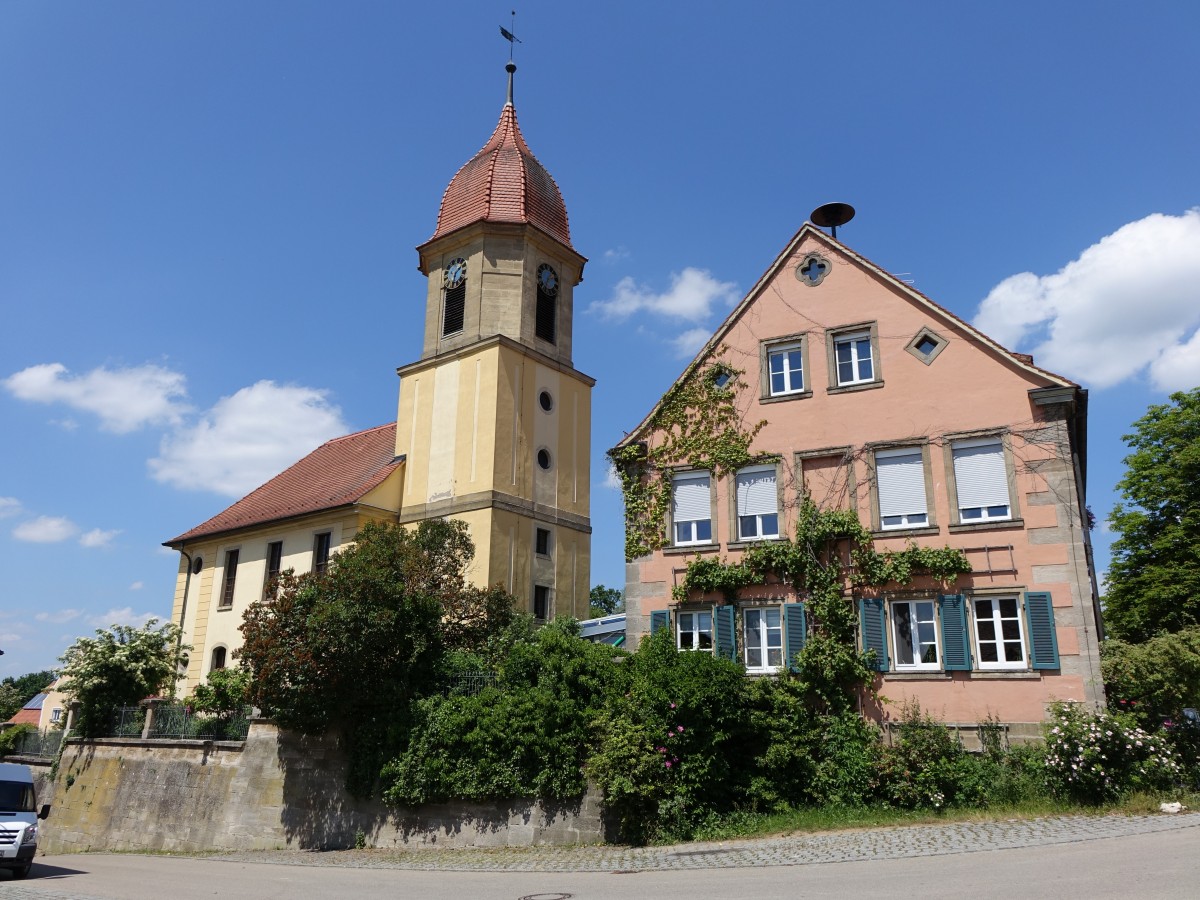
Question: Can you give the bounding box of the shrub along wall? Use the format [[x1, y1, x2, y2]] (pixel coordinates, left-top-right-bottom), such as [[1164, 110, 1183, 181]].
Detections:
[[39, 720, 604, 854]]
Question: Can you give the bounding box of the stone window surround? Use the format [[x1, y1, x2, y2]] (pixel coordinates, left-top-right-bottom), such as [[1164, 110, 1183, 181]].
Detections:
[[941, 428, 1024, 533], [826, 321, 884, 394], [904, 326, 949, 366], [667, 467, 717, 549], [793, 445, 857, 509], [727, 460, 784, 545], [864, 439, 937, 534], [759, 332, 813, 403]]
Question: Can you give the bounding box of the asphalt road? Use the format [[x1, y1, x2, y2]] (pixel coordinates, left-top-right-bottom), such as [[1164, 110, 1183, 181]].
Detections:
[[4, 821, 1199, 900]]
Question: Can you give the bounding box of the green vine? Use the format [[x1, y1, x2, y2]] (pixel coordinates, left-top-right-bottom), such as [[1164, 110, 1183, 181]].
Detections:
[[609, 354, 767, 560], [674, 500, 971, 713]]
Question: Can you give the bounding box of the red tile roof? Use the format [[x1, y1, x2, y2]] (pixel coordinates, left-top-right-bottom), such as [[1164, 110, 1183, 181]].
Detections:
[[166, 424, 402, 545], [430, 103, 572, 249], [6, 707, 40, 726]]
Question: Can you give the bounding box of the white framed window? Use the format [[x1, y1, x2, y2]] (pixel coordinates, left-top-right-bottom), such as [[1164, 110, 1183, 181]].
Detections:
[[952, 438, 1011, 522], [891, 600, 940, 670], [834, 331, 874, 385], [744, 607, 783, 672], [672, 472, 712, 545], [50, 708, 63, 724], [875, 447, 928, 530], [973, 596, 1026, 669], [736, 465, 779, 541], [768, 343, 804, 396], [678, 611, 713, 653]]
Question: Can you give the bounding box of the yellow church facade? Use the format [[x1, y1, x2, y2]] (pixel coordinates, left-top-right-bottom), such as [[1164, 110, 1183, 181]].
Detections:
[[165, 63, 591, 694]]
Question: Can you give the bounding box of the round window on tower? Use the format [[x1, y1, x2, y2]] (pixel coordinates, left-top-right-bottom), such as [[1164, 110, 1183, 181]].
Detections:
[[539, 390, 554, 412], [191, 556, 203, 575], [537, 448, 552, 470]]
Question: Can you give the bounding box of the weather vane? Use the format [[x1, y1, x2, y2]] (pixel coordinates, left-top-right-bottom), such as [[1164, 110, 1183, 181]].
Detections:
[[499, 10, 521, 61]]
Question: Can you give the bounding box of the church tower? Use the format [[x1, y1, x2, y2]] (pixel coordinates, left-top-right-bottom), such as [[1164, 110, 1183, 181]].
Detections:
[[393, 62, 592, 619]]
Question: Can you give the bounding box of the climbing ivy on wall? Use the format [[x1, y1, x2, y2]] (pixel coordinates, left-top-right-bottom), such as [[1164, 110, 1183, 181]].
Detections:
[[673, 500, 971, 713], [608, 354, 767, 560]]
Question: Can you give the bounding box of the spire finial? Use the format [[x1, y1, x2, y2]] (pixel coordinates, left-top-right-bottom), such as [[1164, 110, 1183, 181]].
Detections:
[[499, 11, 521, 106]]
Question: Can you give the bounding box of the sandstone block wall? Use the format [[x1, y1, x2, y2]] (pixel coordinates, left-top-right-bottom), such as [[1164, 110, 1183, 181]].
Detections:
[[39, 721, 605, 853]]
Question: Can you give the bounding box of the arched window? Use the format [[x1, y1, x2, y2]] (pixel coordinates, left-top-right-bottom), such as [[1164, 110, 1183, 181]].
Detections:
[[442, 257, 467, 336], [210, 646, 227, 671], [535, 264, 558, 344]]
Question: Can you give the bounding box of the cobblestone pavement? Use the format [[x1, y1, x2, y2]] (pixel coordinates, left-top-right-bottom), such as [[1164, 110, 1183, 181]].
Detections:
[[5, 811, 1199, 898]]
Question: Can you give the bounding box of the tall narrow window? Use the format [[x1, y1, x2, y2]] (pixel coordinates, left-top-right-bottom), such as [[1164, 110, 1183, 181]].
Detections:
[[672, 472, 712, 545], [974, 597, 1026, 669], [264, 541, 283, 595], [875, 447, 928, 529], [442, 257, 466, 336], [313, 532, 332, 574], [768, 343, 804, 395], [834, 331, 874, 385], [744, 607, 783, 671], [891, 600, 940, 669], [678, 611, 713, 653], [952, 438, 1011, 522], [210, 646, 227, 671], [535, 263, 558, 344], [534, 584, 550, 619], [535, 527, 551, 556], [736, 465, 779, 541], [219, 549, 239, 608]]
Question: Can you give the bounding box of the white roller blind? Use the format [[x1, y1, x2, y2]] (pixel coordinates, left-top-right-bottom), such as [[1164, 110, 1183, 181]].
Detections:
[[953, 440, 1008, 508], [876, 449, 927, 518], [736, 468, 777, 516], [672, 473, 710, 522]]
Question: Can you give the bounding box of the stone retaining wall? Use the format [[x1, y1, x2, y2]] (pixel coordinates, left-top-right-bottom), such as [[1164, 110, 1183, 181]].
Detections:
[[39, 721, 605, 853]]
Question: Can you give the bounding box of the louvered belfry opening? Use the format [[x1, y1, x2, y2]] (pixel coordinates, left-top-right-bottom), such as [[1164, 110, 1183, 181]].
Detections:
[[443, 280, 466, 336], [535, 283, 556, 343]]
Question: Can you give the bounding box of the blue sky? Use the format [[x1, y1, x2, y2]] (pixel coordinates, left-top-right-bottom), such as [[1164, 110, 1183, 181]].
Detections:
[[2, 1, 1197, 678]]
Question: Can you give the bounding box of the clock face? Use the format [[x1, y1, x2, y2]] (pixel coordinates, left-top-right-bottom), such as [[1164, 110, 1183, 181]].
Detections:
[[537, 264, 559, 295], [445, 258, 467, 288]]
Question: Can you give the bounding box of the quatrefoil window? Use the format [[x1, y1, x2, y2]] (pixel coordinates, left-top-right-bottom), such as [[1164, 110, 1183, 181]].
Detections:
[[796, 253, 830, 287]]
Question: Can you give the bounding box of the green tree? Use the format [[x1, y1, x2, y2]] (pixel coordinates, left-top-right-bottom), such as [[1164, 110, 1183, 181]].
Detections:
[[1105, 388, 1200, 642], [1101, 627, 1200, 726], [588, 583, 624, 618], [185, 665, 253, 719], [0, 683, 22, 722], [58, 619, 187, 737], [238, 518, 514, 795]]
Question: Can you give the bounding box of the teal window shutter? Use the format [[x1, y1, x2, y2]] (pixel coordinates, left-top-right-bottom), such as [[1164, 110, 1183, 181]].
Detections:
[[650, 609, 670, 635], [783, 602, 807, 672], [1024, 591, 1060, 669], [938, 594, 971, 671], [860, 597, 889, 671], [714, 605, 737, 661]]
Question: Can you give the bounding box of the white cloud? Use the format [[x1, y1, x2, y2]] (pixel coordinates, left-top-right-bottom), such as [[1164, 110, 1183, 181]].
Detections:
[[603, 247, 631, 263], [79, 528, 120, 548], [13, 515, 79, 543], [149, 380, 349, 497], [590, 267, 739, 323], [0, 632, 21, 644], [35, 609, 83, 624], [130, 581, 144, 591], [87, 607, 159, 629], [973, 210, 1200, 390], [603, 463, 622, 491], [0, 497, 20, 519], [670, 327, 713, 358], [3, 363, 191, 433]]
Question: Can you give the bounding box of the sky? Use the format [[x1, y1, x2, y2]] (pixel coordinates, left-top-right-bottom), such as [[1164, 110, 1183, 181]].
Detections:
[[1, 1, 1197, 678]]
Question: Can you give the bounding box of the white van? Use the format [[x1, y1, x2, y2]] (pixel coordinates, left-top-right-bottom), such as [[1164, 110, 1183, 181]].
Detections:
[[0, 762, 50, 879]]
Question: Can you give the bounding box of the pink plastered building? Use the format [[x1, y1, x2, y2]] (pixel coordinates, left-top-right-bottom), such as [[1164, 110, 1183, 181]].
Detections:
[[612, 223, 1104, 733]]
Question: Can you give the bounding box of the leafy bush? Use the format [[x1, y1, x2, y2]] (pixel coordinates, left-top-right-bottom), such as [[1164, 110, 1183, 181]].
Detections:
[[0, 724, 36, 757], [876, 700, 983, 810], [186, 666, 253, 718], [382, 619, 621, 805], [1101, 628, 1200, 728], [1042, 701, 1181, 803], [587, 629, 754, 844]]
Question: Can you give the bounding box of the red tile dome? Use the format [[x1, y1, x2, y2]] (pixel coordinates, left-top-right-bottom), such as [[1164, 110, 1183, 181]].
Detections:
[[430, 100, 572, 249]]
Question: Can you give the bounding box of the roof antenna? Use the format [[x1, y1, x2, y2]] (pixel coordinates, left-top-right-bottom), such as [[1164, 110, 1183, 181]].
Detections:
[[810, 202, 855, 239], [500, 11, 521, 105]]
